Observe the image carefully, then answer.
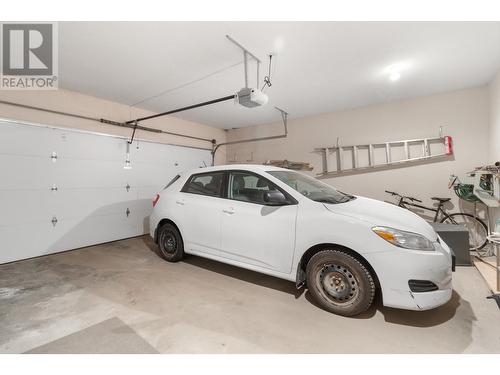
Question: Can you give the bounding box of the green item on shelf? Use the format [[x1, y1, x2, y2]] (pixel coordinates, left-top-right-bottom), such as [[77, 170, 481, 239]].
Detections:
[[453, 183, 481, 203]]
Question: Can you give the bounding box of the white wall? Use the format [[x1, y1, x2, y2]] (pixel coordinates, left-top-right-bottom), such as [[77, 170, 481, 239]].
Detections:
[[0, 89, 227, 164], [226, 87, 490, 216], [490, 71, 500, 162]]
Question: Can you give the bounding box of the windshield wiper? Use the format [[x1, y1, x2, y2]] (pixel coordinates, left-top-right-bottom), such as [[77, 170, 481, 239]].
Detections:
[[337, 196, 354, 203], [315, 195, 355, 204], [314, 198, 340, 204]]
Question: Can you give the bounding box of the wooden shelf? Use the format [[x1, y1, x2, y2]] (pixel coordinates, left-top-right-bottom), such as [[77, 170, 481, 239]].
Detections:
[[474, 256, 499, 293]]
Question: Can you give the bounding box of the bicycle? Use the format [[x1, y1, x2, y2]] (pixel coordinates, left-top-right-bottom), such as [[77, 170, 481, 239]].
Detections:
[[384, 190, 488, 251]]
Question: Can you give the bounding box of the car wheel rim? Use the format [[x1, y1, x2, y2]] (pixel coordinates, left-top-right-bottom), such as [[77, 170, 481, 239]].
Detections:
[[317, 264, 359, 304], [161, 230, 177, 254]]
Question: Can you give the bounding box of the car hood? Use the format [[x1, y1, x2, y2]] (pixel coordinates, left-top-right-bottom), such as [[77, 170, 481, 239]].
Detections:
[[323, 196, 437, 241]]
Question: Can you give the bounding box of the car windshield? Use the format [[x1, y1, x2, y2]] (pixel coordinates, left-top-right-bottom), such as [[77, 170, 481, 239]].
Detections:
[[267, 170, 355, 204]]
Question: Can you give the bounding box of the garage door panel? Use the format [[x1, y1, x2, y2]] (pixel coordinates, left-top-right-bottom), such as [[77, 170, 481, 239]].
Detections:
[[0, 210, 150, 264], [0, 120, 58, 156], [0, 188, 149, 226], [1, 221, 62, 263], [49, 128, 127, 161], [126, 163, 178, 187], [129, 141, 175, 162], [129, 140, 208, 164], [0, 155, 58, 189], [52, 158, 127, 189], [0, 189, 56, 226], [48, 209, 151, 252], [125, 163, 207, 188], [0, 156, 139, 190], [0, 119, 211, 263]]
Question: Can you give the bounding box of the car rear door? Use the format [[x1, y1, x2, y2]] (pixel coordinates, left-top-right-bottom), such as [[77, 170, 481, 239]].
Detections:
[[176, 171, 226, 256], [219, 170, 298, 274]]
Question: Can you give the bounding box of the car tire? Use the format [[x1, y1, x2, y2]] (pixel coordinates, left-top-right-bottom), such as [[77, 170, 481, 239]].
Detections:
[[306, 249, 375, 317], [157, 223, 184, 262]]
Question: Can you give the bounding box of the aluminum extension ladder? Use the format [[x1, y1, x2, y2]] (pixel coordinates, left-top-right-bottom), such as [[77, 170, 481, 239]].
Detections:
[[315, 135, 453, 177]]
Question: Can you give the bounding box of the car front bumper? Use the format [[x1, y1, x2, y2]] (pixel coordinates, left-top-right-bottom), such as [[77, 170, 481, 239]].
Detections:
[[365, 237, 453, 311]]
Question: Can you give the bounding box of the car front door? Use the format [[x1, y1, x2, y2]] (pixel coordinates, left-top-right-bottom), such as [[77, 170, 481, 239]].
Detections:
[[177, 171, 226, 256], [219, 171, 298, 274]]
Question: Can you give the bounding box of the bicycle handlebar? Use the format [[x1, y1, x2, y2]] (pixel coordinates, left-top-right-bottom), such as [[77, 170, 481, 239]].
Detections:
[[408, 197, 422, 203]]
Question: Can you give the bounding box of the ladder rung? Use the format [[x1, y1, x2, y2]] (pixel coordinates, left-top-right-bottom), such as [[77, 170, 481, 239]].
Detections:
[[353, 146, 358, 169]]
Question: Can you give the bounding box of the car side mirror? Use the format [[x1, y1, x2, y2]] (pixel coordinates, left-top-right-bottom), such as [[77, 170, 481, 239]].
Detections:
[[263, 190, 288, 206]]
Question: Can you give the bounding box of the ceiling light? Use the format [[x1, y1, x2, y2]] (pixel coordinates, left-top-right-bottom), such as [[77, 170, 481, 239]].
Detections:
[[386, 63, 405, 82], [389, 71, 401, 82]]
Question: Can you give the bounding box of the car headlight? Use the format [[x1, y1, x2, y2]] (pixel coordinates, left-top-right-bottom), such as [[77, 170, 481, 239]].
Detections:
[[372, 226, 434, 251]]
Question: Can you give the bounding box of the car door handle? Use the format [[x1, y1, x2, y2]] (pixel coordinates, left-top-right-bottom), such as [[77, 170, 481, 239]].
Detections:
[[176, 199, 185, 206], [222, 207, 235, 215]]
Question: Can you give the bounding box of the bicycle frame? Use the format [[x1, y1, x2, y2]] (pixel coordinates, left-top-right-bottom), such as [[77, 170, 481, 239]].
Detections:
[[397, 198, 449, 223], [386, 191, 488, 251]]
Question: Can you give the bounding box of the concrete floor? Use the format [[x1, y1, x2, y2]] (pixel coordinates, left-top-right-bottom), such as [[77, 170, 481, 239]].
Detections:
[[0, 236, 499, 353]]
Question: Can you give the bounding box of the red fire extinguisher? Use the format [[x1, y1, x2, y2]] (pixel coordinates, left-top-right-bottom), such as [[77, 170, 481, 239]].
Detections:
[[444, 135, 453, 155]]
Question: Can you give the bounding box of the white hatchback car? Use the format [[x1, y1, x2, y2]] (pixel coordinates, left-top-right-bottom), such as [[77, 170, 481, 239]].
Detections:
[[150, 164, 453, 316]]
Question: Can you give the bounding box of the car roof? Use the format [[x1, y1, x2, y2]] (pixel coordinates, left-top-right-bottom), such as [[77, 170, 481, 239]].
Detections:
[[183, 164, 289, 175]]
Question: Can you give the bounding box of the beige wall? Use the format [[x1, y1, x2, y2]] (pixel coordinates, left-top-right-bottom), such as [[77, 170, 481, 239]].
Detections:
[[490, 71, 500, 162], [0, 89, 226, 164], [226, 87, 490, 215], [488, 71, 500, 229]]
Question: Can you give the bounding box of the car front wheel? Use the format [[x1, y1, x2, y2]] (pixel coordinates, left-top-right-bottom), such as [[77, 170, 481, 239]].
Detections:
[[306, 249, 375, 316]]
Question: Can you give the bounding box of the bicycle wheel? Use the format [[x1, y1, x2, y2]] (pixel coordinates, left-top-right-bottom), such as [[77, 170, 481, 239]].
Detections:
[[440, 213, 488, 250]]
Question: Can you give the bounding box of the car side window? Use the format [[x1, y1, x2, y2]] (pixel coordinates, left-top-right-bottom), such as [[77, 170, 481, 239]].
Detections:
[[182, 172, 224, 197], [228, 171, 279, 204]]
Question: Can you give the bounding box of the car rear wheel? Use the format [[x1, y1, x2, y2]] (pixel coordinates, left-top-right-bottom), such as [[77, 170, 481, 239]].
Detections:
[[157, 223, 184, 262], [306, 249, 375, 316]]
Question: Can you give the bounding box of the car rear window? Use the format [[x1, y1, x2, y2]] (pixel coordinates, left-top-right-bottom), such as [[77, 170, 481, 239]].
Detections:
[[181, 172, 224, 197]]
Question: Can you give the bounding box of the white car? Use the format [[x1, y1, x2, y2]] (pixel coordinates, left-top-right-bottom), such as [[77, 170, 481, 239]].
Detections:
[[150, 164, 453, 316]]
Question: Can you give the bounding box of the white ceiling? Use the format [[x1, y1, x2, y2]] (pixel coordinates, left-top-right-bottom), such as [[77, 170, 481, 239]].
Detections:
[[59, 22, 500, 129]]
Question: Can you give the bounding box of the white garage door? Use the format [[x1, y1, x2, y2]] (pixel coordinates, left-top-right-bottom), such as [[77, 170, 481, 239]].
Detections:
[[0, 118, 212, 264]]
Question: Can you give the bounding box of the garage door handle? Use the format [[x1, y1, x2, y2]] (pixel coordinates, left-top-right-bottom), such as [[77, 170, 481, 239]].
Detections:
[[176, 199, 185, 206], [222, 208, 235, 215]]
